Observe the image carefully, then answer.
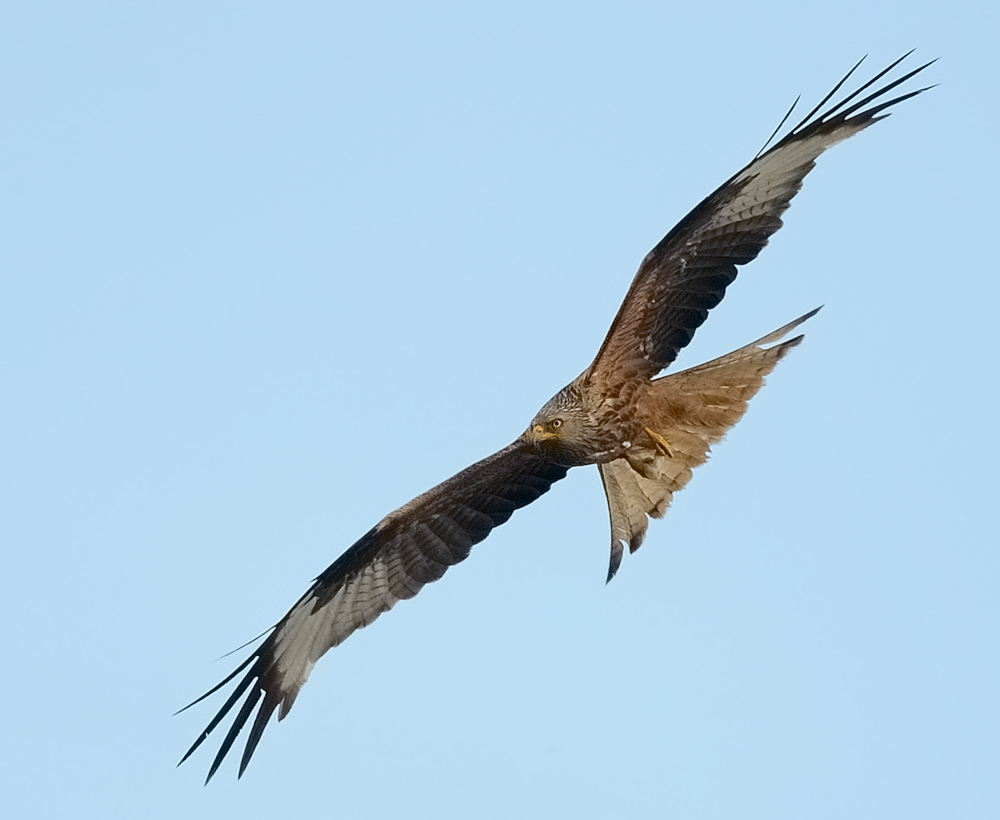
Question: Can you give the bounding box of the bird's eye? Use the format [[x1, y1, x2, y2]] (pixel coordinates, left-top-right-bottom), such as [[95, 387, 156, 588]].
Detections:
[[551, 419, 563, 429]]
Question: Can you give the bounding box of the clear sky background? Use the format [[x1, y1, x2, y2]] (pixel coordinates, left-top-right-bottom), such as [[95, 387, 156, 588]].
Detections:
[[3, 2, 997, 818]]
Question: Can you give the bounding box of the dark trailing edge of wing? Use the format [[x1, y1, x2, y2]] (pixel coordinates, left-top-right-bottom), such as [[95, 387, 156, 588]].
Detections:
[[642, 53, 935, 337], [584, 52, 934, 386], [178, 444, 568, 782], [179, 53, 933, 784]]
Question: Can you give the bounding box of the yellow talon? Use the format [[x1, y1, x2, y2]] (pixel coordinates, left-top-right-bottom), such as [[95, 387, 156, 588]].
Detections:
[[645, 427, 674, 458]]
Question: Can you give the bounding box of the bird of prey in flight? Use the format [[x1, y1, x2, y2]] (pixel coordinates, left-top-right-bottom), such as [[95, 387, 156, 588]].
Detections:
[[179, 53, 933, 781]]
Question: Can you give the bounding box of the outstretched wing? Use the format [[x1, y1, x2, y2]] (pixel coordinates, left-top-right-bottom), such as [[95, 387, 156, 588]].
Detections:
[[584, 53, 933, 391], [179, 441, 568, 782]]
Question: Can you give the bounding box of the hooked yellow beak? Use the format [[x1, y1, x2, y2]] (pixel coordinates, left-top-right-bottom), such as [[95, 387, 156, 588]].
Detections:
[[528, 424, 556, 443]]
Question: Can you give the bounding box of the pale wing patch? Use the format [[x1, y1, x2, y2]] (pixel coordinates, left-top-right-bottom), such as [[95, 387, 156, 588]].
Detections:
[[584, 58, 932, 389], [268, 555, 405, 711], [702, 123, 873, 238]]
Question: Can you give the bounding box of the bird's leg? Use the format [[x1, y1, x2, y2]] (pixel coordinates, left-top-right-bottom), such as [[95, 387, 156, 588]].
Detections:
[[644, 427, 674, 458]]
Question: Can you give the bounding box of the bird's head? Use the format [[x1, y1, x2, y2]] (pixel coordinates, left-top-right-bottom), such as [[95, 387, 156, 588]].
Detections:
[[524, 385, 593, 462]]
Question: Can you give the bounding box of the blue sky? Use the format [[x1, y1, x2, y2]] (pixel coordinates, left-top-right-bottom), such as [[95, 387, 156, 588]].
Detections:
[[3, 2, 998, 818]]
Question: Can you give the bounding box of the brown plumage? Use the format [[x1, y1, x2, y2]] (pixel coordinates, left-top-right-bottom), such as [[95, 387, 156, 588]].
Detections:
[[599, 308, 818, 581], [179, 54, 933, 781]]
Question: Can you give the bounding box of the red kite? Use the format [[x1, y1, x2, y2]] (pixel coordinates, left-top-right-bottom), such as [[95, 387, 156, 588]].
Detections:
[[179, 54, 933, 781]]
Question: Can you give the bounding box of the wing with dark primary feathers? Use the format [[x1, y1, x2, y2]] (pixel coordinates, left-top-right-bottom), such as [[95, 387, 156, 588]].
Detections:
[[178, 441, 567, 782], [179, 53, 933, 783], [583, 52, 934, 391]]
